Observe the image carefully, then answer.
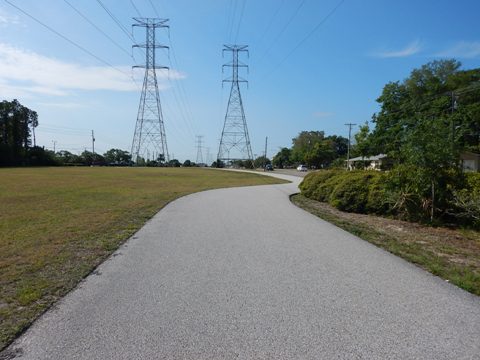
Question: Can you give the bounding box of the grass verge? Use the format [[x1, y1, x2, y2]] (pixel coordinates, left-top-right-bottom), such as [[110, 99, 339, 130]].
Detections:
[[0, 167, 287, 350], [291, 194, 480, 296]]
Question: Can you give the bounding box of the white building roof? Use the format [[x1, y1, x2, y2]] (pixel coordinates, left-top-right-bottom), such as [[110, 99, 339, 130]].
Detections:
[[346, 154, 388, 162]]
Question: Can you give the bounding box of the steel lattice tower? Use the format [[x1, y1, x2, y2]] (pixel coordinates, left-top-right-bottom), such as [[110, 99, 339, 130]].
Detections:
[[195, 135, 204, 165], [131, 18, 169, 164], [217, 45, 253, 166]]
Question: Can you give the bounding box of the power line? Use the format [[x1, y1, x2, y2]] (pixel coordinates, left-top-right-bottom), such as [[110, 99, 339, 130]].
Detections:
[[278, 0, 345, 68], [258, 0, 307, 63], [262, 0, 345, 79], [255, 0, 285, 47], [63, 0, 132, 59], [166, 31, 198, 137], [234, 0, 247, 43], [129, 0, 142, 17], [39, 123, 91, 132], [147, 0, 160, 18], [228, 0, 239, 42], [5, 0, 130, 78], [95, 0, 135, 42], [224, 0, 235, 43]]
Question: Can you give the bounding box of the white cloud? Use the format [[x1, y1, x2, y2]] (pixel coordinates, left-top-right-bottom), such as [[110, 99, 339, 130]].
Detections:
[[436, 41, 480, 59], [36, 102, 86, 109], [0, 8, 20, 27], [313, 111, 334, 118], [373, 40, 422, 58], [0, 43, 186, 98]]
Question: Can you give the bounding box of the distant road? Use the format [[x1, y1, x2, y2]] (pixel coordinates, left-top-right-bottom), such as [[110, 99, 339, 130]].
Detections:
[[4, 173, 480, 359], [259, 168, 310, 177]]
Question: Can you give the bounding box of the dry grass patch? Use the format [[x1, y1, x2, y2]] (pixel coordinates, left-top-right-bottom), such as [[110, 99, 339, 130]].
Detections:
[[0, 167, 286, 350], [291, 194, 480, 296]]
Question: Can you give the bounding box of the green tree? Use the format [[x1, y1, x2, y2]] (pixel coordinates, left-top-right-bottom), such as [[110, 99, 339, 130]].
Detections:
[[353, 122, 373, 158], [103, 148, 131, 164], [329, 135, 348, 157], [28, 146, 58, 166], [365, 59, 480, 222], [168, 159, 181, 167], [0, 99, 38, 166], [390, 117, 461, 221], [56, 150, 82, 165], [369, 59, 479, 159], [291, 131, 326, 163], [253, 155, 270, 169], [272, 147, 292, 168], [304, 140, 336, 168], [80, 150, 104, 166]]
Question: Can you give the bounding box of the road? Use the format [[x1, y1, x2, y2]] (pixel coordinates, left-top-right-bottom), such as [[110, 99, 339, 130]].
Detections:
[[4, 173, 480, 359]]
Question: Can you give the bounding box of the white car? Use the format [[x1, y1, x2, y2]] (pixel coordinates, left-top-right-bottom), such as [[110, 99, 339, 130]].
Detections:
[[297, 165, 308, 172]]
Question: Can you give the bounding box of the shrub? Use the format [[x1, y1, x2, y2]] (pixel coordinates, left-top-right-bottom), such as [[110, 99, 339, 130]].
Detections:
[[329, 171, 378, 212], [313, 173, 345, 202], [450, 172, 480, 226], [366, 172, 390, 214], [299, 170, 386, 214], [299, 170, 342, 200]]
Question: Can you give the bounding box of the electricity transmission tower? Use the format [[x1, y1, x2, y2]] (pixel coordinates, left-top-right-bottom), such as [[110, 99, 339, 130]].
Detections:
[[131, 18, 169, 164], [217, 45, 253, 166], [195, 135, 204, 165]]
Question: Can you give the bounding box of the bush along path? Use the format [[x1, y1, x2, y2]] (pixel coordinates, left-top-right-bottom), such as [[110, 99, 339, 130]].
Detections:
[[294, 170, 480, 295]]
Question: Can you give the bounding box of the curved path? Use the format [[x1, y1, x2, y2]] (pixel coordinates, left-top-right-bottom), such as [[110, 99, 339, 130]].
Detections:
[[5, 173, 480, 359]]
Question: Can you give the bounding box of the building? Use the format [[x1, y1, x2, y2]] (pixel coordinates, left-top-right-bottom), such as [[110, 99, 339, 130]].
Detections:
[[346, 154, 389, 171], [460, 152, 480, 172]]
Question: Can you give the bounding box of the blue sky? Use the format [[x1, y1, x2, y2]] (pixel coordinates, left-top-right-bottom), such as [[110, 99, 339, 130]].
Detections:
[[1, 0, 479, 162]]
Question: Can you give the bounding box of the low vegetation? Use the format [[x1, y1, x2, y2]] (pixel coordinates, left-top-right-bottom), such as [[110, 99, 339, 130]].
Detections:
[[300, 170, 480, 226], [0, 167, 286, 350]]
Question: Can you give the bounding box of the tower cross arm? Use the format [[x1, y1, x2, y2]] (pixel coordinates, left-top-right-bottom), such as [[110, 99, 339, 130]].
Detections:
[[132, 65, 169, 69], [133, 44, 169, 49], [132, 18, 169, 27]]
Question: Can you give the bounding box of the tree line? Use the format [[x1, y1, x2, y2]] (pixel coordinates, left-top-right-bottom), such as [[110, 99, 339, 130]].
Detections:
[[0, 100, 204, 168], [273, 59, 479, 173]]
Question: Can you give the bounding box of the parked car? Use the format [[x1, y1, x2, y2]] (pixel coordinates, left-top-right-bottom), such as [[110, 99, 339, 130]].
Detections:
[[297, 164, 308, 172], [264, 164, 274, 171]]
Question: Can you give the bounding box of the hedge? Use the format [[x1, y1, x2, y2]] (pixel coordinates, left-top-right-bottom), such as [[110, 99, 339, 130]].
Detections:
[[299, 170, 480, 226], [300, 170, 387, 214]]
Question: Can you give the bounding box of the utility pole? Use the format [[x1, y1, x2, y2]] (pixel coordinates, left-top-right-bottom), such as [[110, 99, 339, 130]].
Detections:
[[131, 17, 170, 165], [52, 140, 57, 153], [217, 45, 254, 167], [345, 123, 356, 170], [91, 130, 95, 155], [195, 135, 204, 165], [451, 91, 458, 153], [264, 136, 268, 169]]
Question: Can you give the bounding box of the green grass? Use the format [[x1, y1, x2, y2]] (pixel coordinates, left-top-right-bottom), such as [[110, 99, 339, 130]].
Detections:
[[291, 194, 480, 296], [0, 167, 287, 350]]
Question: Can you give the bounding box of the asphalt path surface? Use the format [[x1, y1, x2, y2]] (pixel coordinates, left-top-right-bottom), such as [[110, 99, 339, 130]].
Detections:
[[4, 172, 480, 359]]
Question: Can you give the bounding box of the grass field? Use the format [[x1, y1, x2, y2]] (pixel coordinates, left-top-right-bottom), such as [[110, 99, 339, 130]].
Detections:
[[292, 194, 480, 296], [0, 167, 286, 350]]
